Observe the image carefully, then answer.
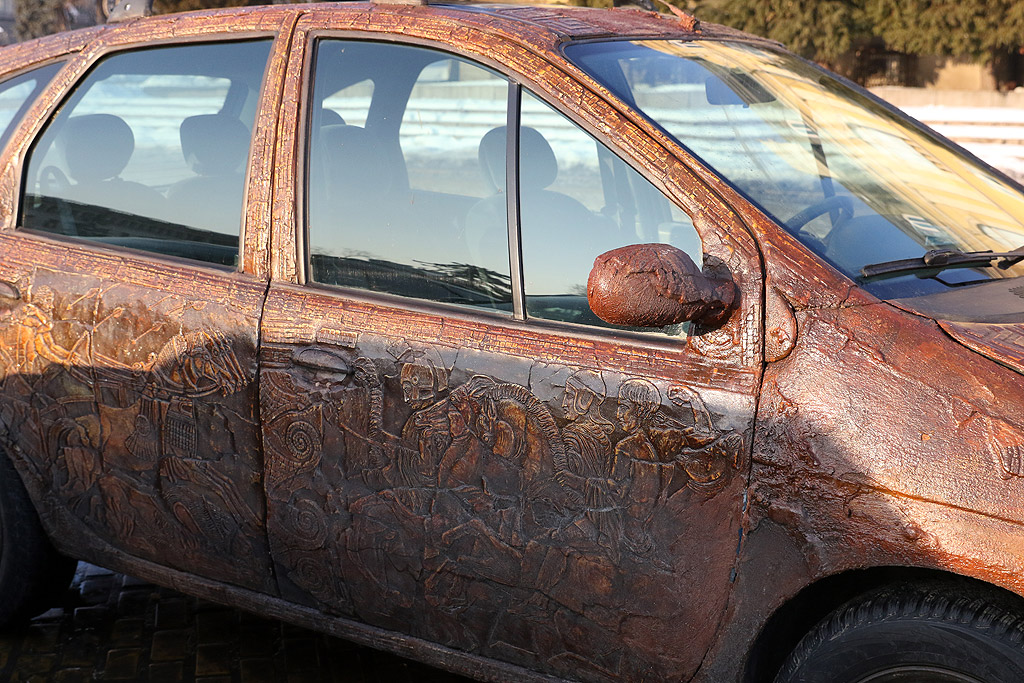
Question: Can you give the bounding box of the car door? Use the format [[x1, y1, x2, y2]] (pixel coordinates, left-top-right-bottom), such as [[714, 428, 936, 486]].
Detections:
[[0, 13, 294, 593], [261, 17, 764, 682]]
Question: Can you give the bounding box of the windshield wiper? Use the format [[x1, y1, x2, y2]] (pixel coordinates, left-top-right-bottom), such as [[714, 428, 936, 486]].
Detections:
[[860, 248, 1024, 280]]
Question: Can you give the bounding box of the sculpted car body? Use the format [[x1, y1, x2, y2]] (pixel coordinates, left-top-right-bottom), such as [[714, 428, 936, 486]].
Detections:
[[0, 3, 1021, 683]]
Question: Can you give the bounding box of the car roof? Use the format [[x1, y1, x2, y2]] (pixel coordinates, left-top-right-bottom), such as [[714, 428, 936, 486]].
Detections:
[[112, 1, 775, 46], [0, 1, 781, 82]]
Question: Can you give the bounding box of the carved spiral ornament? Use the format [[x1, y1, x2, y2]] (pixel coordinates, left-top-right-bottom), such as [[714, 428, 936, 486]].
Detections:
[[285, 419, 322, 471], [285, 492, 329, 550], [289, 555, 340, 606]]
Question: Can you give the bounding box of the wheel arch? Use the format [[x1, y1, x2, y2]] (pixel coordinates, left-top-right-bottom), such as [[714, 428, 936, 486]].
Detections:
[[742, 565, 1024, 683]]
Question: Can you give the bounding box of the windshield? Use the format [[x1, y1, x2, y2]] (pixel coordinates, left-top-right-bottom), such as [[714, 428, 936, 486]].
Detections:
[[565, 40, 1024, 302]]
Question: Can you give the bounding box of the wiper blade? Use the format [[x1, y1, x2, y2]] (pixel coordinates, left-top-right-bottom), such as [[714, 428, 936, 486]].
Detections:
[[860, 248, 1024, 279]]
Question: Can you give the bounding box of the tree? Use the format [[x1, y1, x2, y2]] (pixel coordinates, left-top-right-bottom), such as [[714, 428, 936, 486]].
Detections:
[[690, 0, 870, 66], [14, 0, 69, 41], [863, 0, 1024, 61]]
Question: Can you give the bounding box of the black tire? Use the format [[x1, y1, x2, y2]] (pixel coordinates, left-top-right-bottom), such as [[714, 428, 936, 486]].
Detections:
[[0, 448, 77, 628], [775, 583, 1024, 683]]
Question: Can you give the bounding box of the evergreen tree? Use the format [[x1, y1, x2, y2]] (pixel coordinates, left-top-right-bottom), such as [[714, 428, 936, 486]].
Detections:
[[14, 0, 69, 41], [864, 0, 1024, 60], [690, 0, 869, 66]]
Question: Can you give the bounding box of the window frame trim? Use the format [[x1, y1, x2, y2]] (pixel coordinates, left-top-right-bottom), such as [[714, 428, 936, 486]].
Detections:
[[505, 82, 525, 320]]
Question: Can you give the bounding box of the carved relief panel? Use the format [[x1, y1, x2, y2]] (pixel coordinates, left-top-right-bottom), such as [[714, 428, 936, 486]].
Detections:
[[259, 287, 757, 682], [0, 237, 274, 593], [263, 17, 764, 680]]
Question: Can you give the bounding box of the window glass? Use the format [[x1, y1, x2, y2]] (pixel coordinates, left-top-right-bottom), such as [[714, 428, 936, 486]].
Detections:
[[0, 63, 62, 151], [518, 91, 701, 335], [21, 41, 272, 267], [566, 40, 1024, 302], [308, 41, 511, 310]]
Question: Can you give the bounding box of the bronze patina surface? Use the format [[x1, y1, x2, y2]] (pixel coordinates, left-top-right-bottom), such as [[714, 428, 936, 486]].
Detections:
[[0, 4, 1020, 683]]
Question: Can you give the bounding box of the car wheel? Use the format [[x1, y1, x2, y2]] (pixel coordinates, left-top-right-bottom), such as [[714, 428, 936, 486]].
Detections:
[[774, 583, 1024, 683], [0, 448, 77, 628]]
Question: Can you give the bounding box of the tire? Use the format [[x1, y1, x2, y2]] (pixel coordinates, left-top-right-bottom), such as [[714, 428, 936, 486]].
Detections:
[[0, 448, 77, 628], [775, 583, 1024, 683]]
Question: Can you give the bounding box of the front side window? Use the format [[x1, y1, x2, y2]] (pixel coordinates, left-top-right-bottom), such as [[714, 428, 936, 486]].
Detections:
[[0, 62, 62, 151], [305, 41, 703, 337], [307, 41, 511, 309], [21, 41, 272, 267], [517, 91, 701, 333]]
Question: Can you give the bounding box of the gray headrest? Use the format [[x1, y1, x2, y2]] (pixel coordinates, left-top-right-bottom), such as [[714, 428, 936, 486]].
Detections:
[[478, 125, 557, 193], [180, 114, 250, 176], [63, 114, 134, 182]]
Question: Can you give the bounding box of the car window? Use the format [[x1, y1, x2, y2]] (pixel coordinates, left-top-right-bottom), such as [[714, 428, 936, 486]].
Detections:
[[515, 91, 702, 335], [20, 41, 273, 268], [307, 41, 512, 310], [0, 63, 62, 152]]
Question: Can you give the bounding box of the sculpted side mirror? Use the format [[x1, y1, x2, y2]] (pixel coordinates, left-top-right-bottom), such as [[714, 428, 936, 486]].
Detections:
[[587, 243, 737, 328]]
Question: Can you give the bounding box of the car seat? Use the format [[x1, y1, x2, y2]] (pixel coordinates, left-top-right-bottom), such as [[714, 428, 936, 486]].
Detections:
[[466, 125, 616, 294], [61, 113, 166, 229], [167, 114, 252, 234]]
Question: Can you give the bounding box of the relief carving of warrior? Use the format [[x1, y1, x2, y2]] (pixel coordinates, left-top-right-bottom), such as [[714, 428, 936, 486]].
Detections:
[[611, 378, 742, 558], [558, 370, 621, 550], [0, 285, 72, 372]]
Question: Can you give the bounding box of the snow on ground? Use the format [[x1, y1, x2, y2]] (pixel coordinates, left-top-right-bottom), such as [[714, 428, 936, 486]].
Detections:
[[900, 105, 1024, 182]]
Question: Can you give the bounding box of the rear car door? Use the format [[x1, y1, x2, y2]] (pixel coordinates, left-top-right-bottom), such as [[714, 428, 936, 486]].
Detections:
[[261, 13, 764, 681], [0, 12, 294, 593]]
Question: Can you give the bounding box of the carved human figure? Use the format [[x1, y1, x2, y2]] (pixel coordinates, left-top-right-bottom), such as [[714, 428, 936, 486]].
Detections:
[[7, 285, 70, 370], [612, 378, 668, 554], [559, 370, 620, 547], [151, 330, 247, 398], [52, 417, 101, 516], [667, 385, 739, 493], [396, 355, 451, 489]]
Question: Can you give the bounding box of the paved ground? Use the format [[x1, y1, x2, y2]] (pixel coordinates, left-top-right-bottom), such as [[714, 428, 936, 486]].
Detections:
[[0, 563, 471, 683]]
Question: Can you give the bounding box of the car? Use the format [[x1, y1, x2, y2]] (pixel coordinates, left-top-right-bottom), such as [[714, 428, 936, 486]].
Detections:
[[0, 2, 1023, 682]]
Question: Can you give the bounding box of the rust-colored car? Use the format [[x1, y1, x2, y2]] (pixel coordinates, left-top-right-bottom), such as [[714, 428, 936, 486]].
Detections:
[[1, 3, 1023, 682]]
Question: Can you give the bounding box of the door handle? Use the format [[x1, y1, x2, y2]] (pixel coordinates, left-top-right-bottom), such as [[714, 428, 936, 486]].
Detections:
[[0, 280, 21, 301], [292, 347, 351, 376]]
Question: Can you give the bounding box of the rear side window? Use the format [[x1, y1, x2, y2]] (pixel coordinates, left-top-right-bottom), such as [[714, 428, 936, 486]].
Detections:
[[20, 41, 272, 268], [0, 63, 62, 151], [307, 41, 511, 309]]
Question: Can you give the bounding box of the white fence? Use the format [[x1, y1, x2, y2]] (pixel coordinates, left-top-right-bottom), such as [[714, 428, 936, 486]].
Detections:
[[898, 106, 1024, 182]]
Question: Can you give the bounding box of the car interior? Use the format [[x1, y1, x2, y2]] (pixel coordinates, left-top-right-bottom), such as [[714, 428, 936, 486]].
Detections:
[[20, 40, 273, 268], [306, 41, 700, 334]]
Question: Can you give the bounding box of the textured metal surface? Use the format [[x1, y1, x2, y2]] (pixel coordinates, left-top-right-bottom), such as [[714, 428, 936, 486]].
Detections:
[[0, 4, 1019, 683]]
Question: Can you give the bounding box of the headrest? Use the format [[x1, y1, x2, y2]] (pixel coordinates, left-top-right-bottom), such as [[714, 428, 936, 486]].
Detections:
[[318, 108, 345, 127], [180, 114, 250, 176], [63, 114, 134, 182], [478, 126, 558, 193], [319, 124, 392, 199]]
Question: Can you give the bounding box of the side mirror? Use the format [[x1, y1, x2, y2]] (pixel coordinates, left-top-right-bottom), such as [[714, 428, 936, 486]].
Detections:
[[587, 244, 737, 328]]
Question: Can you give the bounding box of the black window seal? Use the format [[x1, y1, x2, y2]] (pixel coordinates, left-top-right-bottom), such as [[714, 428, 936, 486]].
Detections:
[[505, 81, 525, 320]]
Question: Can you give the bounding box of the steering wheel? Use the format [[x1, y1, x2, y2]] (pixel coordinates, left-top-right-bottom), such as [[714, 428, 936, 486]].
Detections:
[[38, 165, 76, 235], [786, 195, 854, 231]]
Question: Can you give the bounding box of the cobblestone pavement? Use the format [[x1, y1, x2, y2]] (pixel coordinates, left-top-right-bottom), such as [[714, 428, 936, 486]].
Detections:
[[0, 563, 472, 682]]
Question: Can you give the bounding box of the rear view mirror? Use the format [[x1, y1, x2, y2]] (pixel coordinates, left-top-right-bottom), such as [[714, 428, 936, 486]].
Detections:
[[587, 243, 736, 328], [705, 72, 775, 106]]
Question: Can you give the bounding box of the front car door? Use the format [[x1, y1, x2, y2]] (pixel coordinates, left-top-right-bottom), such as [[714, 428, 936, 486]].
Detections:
[[261, 9, 764, 681], [0, 10, 295, 593]]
